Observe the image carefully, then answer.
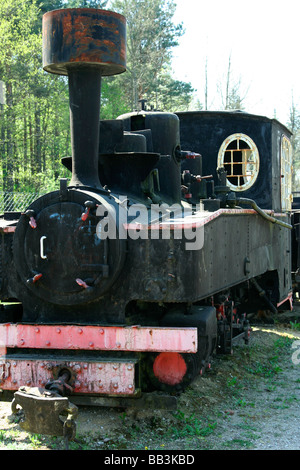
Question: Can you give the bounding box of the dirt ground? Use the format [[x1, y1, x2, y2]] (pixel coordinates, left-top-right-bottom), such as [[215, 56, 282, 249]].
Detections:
[[1, 307, 300, 451]]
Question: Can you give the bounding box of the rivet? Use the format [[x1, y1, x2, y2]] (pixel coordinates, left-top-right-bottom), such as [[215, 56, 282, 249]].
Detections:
[[77, 328, 83, 334], [113, 365, 118, 370], [116, 342, 121, 348], [128, 385, 133, 390], [127, 365, 133, 371], [56, 328, 61, 334], [19, 339, 25, 346], [83, 364, 88, 369], [89, 342, 94, 348], [98, 365, 103, 370], [73, 364, 81, 372], [46, 341, 50, 346], [99, 328, 104, 335], [12, 362, 17, 367], [35, 327, 40, 333], [113, 383, 118, 389]]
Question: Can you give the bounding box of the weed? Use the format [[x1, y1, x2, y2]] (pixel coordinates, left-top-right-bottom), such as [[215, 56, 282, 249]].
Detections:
[[227, 376, 238, 387], [28, 434, 43, 447], [235, 398, 255, 408], [244, 337, 292, 378], [222, 438, 254, 449], [170, 411, 217, 439], [119, 412, 127, 422], [290, 321, 300, 331]]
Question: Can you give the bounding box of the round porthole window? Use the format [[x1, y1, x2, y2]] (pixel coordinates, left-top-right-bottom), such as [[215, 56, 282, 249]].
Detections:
[[217, 133, 260, 191]]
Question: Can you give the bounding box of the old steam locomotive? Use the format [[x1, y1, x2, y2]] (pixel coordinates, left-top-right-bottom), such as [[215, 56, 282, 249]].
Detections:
[[0, 8, 294, 427]]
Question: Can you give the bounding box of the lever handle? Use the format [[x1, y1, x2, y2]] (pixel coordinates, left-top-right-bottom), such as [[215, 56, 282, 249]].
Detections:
[[40, 236, 47, 259]]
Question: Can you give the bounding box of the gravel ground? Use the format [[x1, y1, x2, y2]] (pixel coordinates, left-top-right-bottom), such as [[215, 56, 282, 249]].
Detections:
[[248, 362, 300, 448], [215, 332, 300, 450]]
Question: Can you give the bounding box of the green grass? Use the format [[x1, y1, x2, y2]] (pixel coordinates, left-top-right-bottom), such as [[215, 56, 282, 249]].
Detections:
[[222, 438, 254, 449], [290, 321, 300, 331], [243, 336, 292, 378], [169, 411, 217, 439]]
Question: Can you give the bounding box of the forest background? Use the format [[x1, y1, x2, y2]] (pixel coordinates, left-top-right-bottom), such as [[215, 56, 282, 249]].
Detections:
[[0, 0, 299, 196]]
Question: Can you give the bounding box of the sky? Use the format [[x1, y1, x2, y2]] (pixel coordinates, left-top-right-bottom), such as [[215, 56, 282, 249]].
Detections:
[[171, 0, 300, 125]]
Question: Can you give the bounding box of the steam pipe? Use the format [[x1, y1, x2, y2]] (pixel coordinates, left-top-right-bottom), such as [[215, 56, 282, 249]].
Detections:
[[250, 278, 278, 314], [68, 68, 102, 188], [237, 197, 292, 230]]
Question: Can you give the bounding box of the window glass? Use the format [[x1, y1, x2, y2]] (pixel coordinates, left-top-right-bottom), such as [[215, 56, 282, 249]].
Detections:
[[217, 133, 260, 191]]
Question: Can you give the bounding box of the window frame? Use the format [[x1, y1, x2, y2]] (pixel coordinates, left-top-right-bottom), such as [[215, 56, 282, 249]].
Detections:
[[280, 135, 293, 211]]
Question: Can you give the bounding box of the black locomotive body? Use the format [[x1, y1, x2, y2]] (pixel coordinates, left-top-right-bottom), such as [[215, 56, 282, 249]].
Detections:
[[0, 8, 295, 422]]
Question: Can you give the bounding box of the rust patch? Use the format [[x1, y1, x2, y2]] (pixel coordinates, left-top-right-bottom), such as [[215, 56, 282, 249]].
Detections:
[[42, 8, 126, 76]]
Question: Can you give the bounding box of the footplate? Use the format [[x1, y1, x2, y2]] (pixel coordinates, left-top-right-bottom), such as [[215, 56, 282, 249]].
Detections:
[[11, 386, 78, 440]]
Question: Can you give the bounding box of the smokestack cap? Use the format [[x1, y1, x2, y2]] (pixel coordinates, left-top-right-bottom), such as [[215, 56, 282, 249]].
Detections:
[[42, 8, 126, 76]]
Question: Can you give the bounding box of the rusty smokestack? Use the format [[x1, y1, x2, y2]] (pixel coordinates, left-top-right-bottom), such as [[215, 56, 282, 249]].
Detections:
[[42, 8, 126, 189]]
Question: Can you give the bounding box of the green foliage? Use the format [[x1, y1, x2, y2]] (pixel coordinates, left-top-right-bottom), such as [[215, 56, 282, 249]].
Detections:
[[148, 72, 194, 111], [244, 336, 291, 378], [171, 411, 217, 438], [65, 0, 108, 7], [111, 0, 194, 112], [0, 0, 194, 192], [290, 320, 300, 331], [101, 76, 131, 119], [0, 0, 71, 192]]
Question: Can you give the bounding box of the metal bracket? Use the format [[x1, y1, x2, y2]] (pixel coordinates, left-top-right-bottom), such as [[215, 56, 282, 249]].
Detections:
[[11, 386, 78, 441]]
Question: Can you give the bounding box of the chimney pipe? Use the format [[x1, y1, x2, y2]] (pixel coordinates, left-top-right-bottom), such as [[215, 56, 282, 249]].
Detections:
[[42, 8, 126, 189]]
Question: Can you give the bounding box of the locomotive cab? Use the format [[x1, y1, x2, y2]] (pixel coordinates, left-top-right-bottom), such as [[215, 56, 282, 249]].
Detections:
[[177, 110, 293, 212]]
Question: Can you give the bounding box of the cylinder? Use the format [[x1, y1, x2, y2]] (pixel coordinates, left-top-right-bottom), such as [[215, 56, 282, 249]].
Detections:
[[42, 8, 126, 76]]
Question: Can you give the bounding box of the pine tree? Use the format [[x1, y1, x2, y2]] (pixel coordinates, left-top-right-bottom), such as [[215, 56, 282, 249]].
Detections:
[[110, 0, 193, 112]]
